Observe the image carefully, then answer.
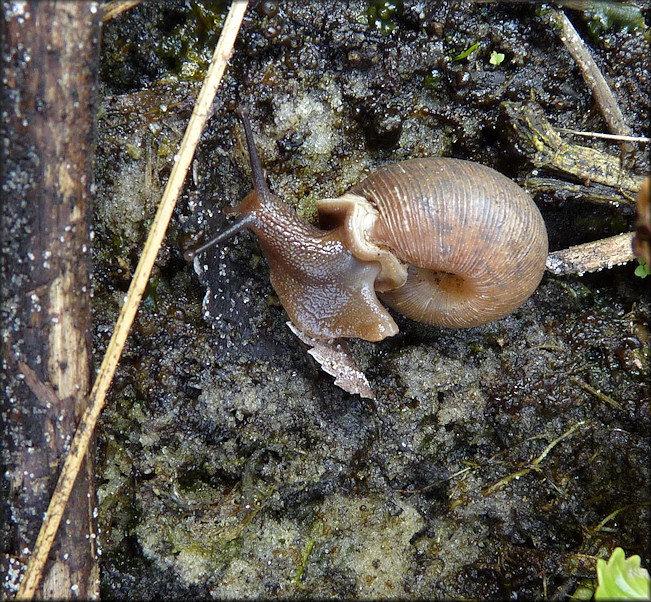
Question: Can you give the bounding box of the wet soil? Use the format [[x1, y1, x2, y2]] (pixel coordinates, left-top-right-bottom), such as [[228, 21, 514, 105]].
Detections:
[[94, 1, 649, 598]]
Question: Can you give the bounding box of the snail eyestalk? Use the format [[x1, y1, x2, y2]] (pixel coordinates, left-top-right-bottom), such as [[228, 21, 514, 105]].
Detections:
[[184, 214, 256, 262], [185, 109, 266, 264], [237, 107, 270, 200]]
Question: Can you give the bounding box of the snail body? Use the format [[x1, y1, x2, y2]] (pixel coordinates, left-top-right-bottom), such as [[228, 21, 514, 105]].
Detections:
[[193, 111, 548, 342]]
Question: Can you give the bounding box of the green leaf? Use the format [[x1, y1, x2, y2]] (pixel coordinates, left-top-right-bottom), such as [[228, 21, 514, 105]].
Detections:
[[595, 547, 651, 600], [634, 258, 649, 279], [489, 50, 505, 66], [452, 42, 480, 62]]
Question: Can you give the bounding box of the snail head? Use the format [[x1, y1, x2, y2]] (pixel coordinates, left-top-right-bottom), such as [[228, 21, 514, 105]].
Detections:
[[185, 109, 399, 341]]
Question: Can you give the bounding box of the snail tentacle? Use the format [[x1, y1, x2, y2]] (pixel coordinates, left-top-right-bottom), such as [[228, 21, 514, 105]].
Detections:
[[184, 214, 257, 261]]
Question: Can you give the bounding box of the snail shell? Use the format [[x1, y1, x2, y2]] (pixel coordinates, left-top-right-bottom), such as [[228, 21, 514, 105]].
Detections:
[[318, 157, 549, 329], [192, 111, 548, 342]]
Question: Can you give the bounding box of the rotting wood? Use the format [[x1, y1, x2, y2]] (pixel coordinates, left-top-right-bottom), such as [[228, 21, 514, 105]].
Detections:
[[502, 100, 643, 196], [1, 2, 102, 599], [523, 176, 634, 208], [502, 100, 645, 276]]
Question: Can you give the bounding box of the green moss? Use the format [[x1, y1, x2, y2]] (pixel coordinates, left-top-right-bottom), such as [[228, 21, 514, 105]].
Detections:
[[573, 211, 628, 234], [126, 142, 143, 160], [367, 0, 402, 35], [585, 1, 647, 36], [297, 195, 319, 223], [143, 278, 160, 312], [156, 1, 228, 81], [423, 69, 441, 90]]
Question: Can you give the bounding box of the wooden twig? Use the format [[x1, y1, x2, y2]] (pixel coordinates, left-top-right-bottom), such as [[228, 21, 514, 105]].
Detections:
[[15, 1, 249, 598], [546, 232, 636, 276], [550, 8, 633, 139]]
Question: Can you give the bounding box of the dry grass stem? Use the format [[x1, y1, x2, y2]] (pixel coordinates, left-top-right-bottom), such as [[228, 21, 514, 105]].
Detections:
[[557, 129, 650, 144], [482, 421, 586, 495], [102, 0, 143, 23]]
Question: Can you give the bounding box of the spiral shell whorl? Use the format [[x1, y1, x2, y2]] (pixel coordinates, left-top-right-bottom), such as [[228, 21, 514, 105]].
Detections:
[[350, 158, 548, 328]]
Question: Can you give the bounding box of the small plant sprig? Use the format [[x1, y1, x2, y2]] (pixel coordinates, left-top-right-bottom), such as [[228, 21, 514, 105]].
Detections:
[[595, 547, 650, 600], [634, 258, 649, 279]]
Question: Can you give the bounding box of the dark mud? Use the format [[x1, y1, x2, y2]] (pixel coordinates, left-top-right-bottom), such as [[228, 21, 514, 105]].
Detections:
[[94, 1, 649, 598]]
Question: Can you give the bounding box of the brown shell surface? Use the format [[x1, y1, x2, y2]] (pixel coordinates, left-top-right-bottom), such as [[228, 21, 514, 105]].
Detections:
[[349, 158, 549, 328]]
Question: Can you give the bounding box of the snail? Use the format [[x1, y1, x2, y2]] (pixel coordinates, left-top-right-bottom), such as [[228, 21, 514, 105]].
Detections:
[[188, 109, 548, 342]]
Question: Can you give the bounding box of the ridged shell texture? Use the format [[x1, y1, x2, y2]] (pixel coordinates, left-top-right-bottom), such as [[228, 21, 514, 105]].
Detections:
[[350, 158, 548, 328]]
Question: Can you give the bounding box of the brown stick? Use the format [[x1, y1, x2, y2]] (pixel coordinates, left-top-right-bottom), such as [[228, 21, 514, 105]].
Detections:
[[1, 2, 102, 599], [10, 1, 249, 598], [551, 9, 634, 148], [546, 232, 636, 276]]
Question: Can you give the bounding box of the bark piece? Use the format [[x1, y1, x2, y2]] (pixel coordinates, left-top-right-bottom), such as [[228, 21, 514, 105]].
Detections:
[[1, 2, 101, 598], [502, 100, 643, 195]]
